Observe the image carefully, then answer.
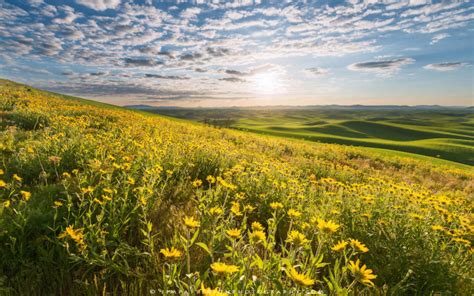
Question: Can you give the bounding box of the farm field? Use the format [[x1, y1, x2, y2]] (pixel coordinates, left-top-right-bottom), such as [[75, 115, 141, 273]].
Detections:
[[1, 79, 473, 295], [137, 107, 474, 166]]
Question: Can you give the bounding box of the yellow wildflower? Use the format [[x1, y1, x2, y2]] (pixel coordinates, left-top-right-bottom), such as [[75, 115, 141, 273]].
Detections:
[[249, 230, 266, 244], [270, 202, 283, 210], [235, 192, 245, 200], [226, 228, 242, 239], [348, 259, 377, 287], [230, 202, 242, 216], [287, 267, 315, 286], [59, 225, 85, 248], [244, 204, 256, 213], [200, 284, 227, 296], [0, 180, 6, 188], [3, 200, 11, 208], [317, 219, 340, 234], [81, 186, 94, 194], [184, 216, 200, 228], [286, 230, 310, 246], [350, 239, 369, 253], [20, 191, 31, 201], [206, 175, 216, 184], [160, 247, 182, 259], [103, 188, 114, 194], [209, 206, 223, 216], [210, 262, 239, 275], [251, 221, 264, 231], [300, 222, 310, 230], [54, 201, 63, 207], [409, 213, 423, 220], [331, 240, 348, 252], [193, 179, 203, 187], [288, 209, 302, 219], [452, 237, 471, 246], [13, 174, 22, 182]]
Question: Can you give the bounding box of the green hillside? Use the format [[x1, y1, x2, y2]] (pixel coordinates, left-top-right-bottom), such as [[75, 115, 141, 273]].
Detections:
[[144, 107, 474, 165]]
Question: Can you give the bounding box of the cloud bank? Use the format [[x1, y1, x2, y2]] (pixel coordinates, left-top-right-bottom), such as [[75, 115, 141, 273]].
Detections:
[[348, 58, 415, 74], [424, 62, 469, 71], [0, 0, 472, 106]]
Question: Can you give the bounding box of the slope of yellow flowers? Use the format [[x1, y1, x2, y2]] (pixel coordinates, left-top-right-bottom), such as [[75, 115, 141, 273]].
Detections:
[[0, 80, 473, 295]]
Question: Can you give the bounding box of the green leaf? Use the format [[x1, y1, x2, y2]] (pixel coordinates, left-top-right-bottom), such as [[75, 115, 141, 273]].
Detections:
[[190, 228, 200, 245], [250, 254, 264, 270], [196, 242, 212, 256], [281, 257, 292, 268]]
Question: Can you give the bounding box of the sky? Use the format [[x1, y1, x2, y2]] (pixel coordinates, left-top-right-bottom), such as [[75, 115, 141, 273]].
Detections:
[[0, 0, 473, 107]]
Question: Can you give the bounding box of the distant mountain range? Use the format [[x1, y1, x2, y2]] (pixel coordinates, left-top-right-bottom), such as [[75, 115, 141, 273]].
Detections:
[[125, 104, 181, 110], [125, 104, 472, 110]]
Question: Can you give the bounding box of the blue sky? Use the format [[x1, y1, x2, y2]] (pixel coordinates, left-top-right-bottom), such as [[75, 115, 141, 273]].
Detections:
[[0, 0, 473, 106]]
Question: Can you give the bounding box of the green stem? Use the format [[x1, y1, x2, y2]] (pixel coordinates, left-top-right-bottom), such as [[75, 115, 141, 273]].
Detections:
[[347, 279, 357, 291], [315, 236, 325, 258], [186, 230, 191, 274]]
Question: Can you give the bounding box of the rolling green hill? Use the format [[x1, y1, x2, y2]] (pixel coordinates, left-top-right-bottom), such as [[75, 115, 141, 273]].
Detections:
[[138, 107, 474, 166]]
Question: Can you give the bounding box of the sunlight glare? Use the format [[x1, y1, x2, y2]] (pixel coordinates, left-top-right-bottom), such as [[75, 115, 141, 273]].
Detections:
[[252, 72, 284, 95]]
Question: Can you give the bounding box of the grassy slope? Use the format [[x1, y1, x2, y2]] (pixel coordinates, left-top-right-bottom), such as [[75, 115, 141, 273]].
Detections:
[[234, 129, 472, 172], [3, 78, 472, 168], [145, 108, 474, 166], [1, 79, 473, 294], [3, 78, 472, 167], [236, 123, 473, 166], [0, 79, 198, 124]]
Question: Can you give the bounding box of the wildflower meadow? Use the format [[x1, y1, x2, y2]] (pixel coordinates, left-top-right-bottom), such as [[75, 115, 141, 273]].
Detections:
[[0, 80, 472, 295]]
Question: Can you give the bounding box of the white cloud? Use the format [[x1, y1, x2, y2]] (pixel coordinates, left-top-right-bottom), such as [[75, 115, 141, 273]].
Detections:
[[180, 7, 201, 19], [41, 5, 58, 17], [224, 10, 247, 20], [75, 0, 120, 11], [430, 33, 450, 44], [304, 67, 329, 76], [28, 0, 44, 6], [286, 23, 313, 34], [1, 0, 473, 105], [348, 58, 415, 74], [403, 47, 421, 51], [424, 62, 469, 71], [408, 0, 431, 6], [53, 6, 81, 24]]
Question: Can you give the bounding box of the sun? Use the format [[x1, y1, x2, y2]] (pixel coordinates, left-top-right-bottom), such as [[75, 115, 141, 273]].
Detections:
[[252, 72, 283, 95]]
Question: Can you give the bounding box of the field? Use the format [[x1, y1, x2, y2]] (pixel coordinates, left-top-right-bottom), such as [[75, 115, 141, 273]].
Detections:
[[141, 107, 474, 166], [1, 79, 473, 295]]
